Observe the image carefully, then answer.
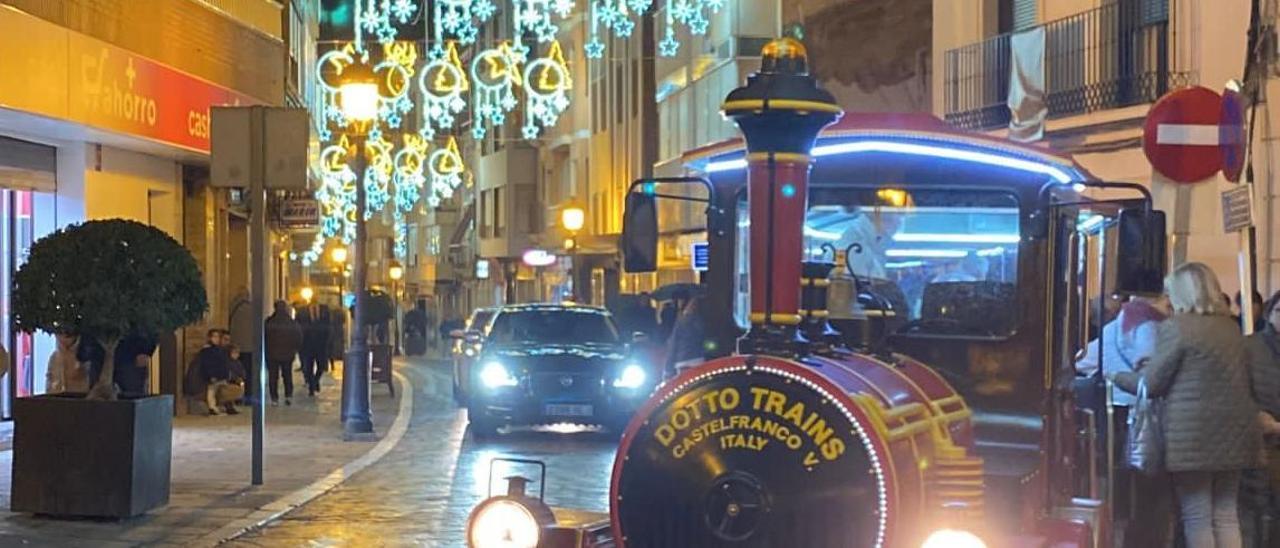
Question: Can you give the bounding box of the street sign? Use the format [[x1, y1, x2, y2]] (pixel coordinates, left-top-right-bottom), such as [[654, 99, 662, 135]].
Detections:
[[1221, 185, 1254, 232], [1143, 86, 1223, 183], [691, 241, 709, 271], [476, 259, 490, 279], [1220, 87, 1247, 182], [211, 107, 310, 189], [276, 198, 320, 229]]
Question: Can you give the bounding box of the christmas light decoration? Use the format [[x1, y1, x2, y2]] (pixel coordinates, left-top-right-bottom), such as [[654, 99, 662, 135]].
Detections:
[[513, 0, 575, 56], [433, 0, 497, 45], [522, 40, 573, 138], [428, 137, 467, 207], [585, 0, 650, 58], [417, 41, 470, 139], [470, 42, 524, 139]]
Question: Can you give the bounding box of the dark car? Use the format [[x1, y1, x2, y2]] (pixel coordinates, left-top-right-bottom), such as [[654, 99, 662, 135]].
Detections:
[[466, 304, 653, 438], [451, 306, 497, 405]]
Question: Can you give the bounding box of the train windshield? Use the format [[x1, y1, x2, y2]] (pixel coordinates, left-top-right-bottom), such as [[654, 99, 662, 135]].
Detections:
[[734, 187, 1022, 338]]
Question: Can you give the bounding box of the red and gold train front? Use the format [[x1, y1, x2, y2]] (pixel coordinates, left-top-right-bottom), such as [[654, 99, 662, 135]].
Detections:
[[609, 38, 986, 548], [610, 351, 984, 547]]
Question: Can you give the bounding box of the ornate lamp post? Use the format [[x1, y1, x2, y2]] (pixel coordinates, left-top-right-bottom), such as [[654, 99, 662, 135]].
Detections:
[[337, 64, 378, 438], [721, 38, 843, 354]]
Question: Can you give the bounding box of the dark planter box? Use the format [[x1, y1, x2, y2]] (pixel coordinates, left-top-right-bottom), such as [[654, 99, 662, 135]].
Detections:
[[10, 393, 173, 518]]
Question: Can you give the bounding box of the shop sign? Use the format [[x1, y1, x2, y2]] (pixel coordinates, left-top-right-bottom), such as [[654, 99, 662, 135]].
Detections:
[[522, 249, 557, 267], [276, 198, 320, 229], [0, 8, 260, 154]]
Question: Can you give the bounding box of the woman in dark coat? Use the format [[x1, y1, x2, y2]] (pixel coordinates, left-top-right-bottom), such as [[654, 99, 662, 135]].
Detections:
[[1115, 262, 1262, 548]]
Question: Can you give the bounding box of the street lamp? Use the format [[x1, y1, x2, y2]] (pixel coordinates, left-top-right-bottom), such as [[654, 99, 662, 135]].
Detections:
[[560, 204, 585, 301], [389, 260, 404, 355], [330, 246, 349, 265], [338, 63, 379, 439], [300, 286, 315, 303]]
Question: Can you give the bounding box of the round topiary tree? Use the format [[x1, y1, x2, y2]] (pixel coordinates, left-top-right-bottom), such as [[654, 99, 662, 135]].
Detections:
[[12, 219, 208, 400]]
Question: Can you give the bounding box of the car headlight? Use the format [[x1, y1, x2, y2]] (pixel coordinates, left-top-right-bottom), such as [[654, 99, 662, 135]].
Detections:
[[612, 364, 647, 389], [467, 498, 548, 548], [921, 529, 987, 548], [480, 362, 519, 388]]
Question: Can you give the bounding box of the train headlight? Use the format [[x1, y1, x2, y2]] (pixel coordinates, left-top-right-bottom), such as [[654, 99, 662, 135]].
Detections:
[[467, 498, 545, 548], [612, 364, 647, 389], [480, 362, 519, 388], [921, 529, 987, 548]]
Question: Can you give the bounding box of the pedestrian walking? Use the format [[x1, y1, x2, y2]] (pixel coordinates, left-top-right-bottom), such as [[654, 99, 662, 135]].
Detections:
[[45, 333, 88, 394], [264, 301, 303, 406], [1114, 262, 1262, 548], [229, 288, 259, 403], [298, 302, 331, 396], [1243, 291, 1280, 547]]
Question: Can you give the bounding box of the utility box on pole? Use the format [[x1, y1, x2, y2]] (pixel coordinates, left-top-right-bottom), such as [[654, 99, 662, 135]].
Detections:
[[211, 106, 310, 485]]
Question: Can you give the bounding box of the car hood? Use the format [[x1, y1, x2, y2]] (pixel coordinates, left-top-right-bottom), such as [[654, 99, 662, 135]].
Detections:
[[487, 342, 627, 361]]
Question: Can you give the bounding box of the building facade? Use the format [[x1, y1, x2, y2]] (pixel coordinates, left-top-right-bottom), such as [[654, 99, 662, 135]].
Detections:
[[934, 0, 1278, 301], [0, 0, 308, 414]]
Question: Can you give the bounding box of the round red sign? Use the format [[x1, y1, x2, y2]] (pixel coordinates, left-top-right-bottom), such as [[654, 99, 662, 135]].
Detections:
[[1143, 86, 1223, 184]]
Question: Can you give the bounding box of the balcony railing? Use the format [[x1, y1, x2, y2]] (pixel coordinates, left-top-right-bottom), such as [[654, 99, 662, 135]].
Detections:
[[943, 1, 1192, 130]]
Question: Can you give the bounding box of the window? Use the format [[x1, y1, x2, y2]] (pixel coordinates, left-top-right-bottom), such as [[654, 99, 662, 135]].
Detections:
[[733, 187, 1022, 338], [493, 187, 505, 238]]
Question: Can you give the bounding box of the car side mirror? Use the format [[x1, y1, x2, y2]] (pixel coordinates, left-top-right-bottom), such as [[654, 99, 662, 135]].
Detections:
[[622, 191, 658, 273], [1115, 208, 1167, 295]]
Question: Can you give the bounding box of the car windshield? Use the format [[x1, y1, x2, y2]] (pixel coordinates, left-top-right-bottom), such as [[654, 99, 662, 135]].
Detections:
[[488, 308, 621, 345], [735, 187, 1021, 337]]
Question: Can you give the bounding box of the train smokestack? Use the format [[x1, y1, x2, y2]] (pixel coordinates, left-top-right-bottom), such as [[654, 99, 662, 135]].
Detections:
[[721, 38, 842, 352]]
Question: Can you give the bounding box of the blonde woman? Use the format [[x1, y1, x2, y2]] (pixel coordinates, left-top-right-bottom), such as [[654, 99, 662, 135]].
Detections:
[[1116, 262, 1261, 548]]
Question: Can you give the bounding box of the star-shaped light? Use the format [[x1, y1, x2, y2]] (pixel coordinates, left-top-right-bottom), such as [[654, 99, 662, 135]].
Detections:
[[523, 125, 540, 139], [659, 35, 680, 56], [585, 40, 605, 58]]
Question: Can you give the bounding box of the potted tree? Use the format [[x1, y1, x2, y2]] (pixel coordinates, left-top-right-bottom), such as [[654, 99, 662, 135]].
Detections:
[[9, 219, 207, 518]]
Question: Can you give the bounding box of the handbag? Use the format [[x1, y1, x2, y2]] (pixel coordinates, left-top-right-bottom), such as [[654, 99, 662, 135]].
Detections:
[[1126, 378, 1164, 474]]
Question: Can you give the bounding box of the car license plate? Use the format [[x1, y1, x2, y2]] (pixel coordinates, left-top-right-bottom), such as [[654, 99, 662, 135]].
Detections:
[[546, 404, 593, 417]]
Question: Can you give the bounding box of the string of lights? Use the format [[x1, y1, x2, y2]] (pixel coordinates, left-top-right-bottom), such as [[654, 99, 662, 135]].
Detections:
[[304, 0, 721, 265]]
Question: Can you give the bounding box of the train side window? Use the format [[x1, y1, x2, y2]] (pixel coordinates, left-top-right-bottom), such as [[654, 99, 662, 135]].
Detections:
[[807, 187, 1022, 338]]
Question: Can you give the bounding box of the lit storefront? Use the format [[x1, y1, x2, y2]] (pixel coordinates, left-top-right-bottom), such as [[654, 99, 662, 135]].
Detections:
[[0, 5, 276, 415]]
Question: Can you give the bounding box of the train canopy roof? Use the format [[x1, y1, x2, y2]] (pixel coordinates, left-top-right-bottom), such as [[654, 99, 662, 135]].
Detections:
[[682, 113, 1095, 185]]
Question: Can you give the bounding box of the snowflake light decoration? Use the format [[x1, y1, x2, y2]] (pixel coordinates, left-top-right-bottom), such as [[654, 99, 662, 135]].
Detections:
[[434, 0, 497, 45], [586, 0, 651, 58], [355, 0, 420, 52], [417, 42, 470, 139], [513, 0, 573, 47], [393, 134, 429, 213], [470, 42, 524, 139], [658, 0, 723, 56], [521, 40, 573, 138]]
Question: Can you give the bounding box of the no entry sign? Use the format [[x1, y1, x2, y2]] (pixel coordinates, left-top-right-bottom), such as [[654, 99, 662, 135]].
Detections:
[[1143, 86, 1223, 183]]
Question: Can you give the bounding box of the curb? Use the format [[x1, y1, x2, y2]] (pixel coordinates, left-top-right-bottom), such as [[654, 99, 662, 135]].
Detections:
[[192, 369, 415, 546]]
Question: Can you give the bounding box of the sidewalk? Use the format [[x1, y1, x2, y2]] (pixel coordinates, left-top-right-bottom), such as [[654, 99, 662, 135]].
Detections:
[[0, 364, 410, 547]]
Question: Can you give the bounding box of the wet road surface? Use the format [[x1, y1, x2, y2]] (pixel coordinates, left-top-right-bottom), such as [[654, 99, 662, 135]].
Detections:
[[227, 357, 618, 547]]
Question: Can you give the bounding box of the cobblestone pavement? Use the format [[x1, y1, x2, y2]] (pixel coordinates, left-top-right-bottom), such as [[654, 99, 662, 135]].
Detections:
[[227, 357, 618, 547], [0, 364, 404, 547]]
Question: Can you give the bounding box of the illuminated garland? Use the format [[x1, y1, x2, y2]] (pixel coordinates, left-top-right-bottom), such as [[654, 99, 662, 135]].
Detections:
[[428, 137, 466, 207], [470, 42, 524, 139], [418, 41, 470, 139], [521, 40, 572, 139], [305, 0, 734, 264]]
